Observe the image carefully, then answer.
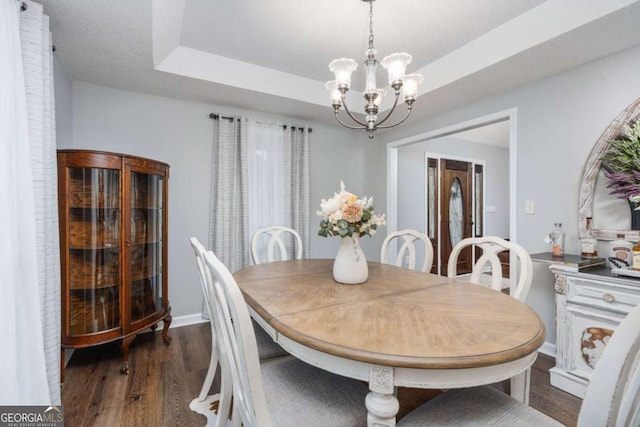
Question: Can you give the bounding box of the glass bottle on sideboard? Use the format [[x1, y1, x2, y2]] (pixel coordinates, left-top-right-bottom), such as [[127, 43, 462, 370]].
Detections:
[[580, 217, 598, 258], [551, 222, 565, 256], [58, 150, 171, 379]]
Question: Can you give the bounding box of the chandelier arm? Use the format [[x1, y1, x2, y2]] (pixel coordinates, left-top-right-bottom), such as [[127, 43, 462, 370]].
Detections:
[[376, 106, 414, 129], [333, 111, 367, 129], [372, 90, 401, 127], [340, 98, 369, 128], [325, 0, 419, 138]]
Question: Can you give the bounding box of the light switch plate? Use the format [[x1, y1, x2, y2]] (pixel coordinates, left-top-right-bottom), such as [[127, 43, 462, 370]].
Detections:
[[525, 200, 535, 214]]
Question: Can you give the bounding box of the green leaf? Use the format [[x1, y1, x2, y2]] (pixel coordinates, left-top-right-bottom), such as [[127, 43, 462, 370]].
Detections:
[[602, 119, 640, 174]]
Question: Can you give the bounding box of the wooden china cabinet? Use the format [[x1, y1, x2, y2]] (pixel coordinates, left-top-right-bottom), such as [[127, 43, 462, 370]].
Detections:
[[57, 150, 171, 378]]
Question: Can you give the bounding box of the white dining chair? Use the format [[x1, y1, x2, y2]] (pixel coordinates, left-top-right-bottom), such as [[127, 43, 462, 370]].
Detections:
[[189, 237, 220, 403], [380, 229, 434, 272], [398, 298, 640, 426], [189, 237, 288, 401], [447, 236, 533, 302], [250, 225, 303, 265], [447, 236, 534, 400], [196, 249, 368, 427], [248, 227, 298, 359]]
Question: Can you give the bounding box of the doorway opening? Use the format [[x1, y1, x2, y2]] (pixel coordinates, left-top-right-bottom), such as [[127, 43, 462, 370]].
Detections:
[[386, 109, 515, 274]]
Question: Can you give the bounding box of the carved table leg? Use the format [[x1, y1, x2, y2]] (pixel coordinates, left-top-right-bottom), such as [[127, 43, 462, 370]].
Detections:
[[120, 335, 136, 375], [162, 308, 172, 345], [367, 365, 399, 426]]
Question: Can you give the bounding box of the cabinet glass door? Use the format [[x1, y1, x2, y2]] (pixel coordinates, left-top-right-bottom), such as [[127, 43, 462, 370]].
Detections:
[[67, 167, 121, 334], [129, 172, 164, 322]]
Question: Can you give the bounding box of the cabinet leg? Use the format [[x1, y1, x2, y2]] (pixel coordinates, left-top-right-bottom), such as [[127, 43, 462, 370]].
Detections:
[[162, 308, 172, 345], [120, 335, 136, 375]]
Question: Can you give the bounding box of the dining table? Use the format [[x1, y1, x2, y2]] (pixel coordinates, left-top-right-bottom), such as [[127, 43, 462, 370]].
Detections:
[[233, 259, 546, 426]]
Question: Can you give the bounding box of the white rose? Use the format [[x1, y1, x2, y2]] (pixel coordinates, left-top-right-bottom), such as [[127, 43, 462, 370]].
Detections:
[[320, 197, 341, 215]]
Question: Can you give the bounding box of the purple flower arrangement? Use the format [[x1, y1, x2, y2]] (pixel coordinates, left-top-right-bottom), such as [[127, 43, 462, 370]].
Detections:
[[601, 119, 640, 202]]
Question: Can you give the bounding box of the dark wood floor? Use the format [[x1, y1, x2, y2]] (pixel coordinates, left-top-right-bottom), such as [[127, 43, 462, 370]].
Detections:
[[62, 322, 582, 426]]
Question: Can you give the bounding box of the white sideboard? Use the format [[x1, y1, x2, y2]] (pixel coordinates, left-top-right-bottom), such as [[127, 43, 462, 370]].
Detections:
[[549, 265, 640, 398]]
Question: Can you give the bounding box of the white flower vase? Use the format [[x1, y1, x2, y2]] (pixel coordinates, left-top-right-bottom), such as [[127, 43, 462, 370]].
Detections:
[[333, 236, 368, 284]]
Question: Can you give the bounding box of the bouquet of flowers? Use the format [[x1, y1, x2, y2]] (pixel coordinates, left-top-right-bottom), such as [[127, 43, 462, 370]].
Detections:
[[317, 181, 386, 238]]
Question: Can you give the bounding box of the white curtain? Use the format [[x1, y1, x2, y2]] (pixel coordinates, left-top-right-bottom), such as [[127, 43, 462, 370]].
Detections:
[[247, 119, 286, 257], [0, 0, 60, 405], [208, 117, 310, 271]]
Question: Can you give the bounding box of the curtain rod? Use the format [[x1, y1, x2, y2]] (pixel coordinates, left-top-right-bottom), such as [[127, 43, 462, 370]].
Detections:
[[209, 113, 312, 132]]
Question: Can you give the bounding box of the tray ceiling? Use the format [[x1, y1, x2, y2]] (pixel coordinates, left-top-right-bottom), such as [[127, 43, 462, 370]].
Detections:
[[37, 0, 640, 129]]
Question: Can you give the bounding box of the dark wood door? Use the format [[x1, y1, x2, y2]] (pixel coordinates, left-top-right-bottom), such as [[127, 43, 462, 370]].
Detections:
[[440, 159, 473, 275]]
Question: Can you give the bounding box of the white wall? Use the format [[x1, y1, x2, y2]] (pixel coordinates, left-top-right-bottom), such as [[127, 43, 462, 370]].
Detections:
[[52, 55, 72, 148], [379, 44, 640, 348], [68, 81, 387, 319]]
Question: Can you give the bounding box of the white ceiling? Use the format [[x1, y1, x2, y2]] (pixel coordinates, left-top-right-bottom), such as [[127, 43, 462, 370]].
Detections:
[[37, 0, 640, 133], [455, 121, 510, 148]]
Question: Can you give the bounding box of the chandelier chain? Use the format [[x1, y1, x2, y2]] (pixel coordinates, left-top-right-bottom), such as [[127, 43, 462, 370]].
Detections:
[[368, 1, 374, 50]]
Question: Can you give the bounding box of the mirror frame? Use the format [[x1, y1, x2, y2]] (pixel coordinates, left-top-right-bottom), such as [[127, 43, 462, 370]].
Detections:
[[578, 97, 640, 239]]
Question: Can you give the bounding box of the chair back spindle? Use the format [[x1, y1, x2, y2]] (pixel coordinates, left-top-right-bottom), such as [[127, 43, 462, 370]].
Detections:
[[447, 235, 532, 301], [251, 226, 303, 265], [381, 229, 434, 273]]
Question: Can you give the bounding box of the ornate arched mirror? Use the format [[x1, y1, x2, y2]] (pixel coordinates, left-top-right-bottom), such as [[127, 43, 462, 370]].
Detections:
[[578, 97, 640, 240]]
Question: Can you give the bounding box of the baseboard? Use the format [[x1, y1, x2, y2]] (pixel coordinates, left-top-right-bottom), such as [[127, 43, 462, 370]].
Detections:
[[64, 349, 75, 367], [538, 341, 556, 358], [140, 312, 209, 332], [165, 312, 208, 329], [549, 367, 586, 398]]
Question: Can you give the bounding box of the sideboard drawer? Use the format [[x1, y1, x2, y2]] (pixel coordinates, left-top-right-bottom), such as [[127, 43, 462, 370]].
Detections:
[[566, 276, 640, 315]]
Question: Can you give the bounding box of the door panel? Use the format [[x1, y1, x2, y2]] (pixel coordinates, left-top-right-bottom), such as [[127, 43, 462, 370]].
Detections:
[[440, 160, 473, 275]]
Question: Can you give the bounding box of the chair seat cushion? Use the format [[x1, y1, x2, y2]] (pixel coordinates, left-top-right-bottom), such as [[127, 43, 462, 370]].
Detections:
[[398, 385, 562, 426], [253, 319, 289, 360], [261, 357, 368, 427]]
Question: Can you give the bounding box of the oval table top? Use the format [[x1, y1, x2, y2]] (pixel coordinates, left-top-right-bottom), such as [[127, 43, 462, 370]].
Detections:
[[234, 259, 546, 370]]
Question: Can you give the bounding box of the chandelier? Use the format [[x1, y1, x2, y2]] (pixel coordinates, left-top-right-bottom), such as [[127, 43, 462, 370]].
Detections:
[[326, 0, 423, 139]]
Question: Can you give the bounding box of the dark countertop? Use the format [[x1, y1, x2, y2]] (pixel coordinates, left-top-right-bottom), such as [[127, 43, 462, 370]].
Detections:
[[531, 252, 640, 284], [529, 252, 605, 268]]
